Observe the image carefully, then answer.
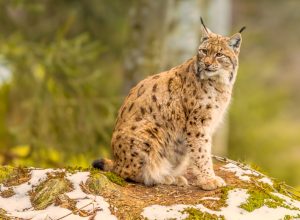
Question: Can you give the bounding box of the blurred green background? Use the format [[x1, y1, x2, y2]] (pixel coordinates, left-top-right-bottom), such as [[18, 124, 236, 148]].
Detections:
[[0, 0, 299, 188]]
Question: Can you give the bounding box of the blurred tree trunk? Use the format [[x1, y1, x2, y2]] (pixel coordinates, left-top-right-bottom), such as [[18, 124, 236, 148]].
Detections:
[[160, 0, 203, 69], [206, 0, 232, 156], [123, 0, 231, 156], [122, 0, 204, 93], [122, 0, 169, 94]]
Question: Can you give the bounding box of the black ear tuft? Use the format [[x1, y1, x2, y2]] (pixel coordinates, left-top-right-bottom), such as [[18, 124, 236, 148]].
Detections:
[[200, 17, 209, 34], [200, 16, 212, 41], [92, 159, 105, 170], [239, 26, 246, 34], [200, 17, 205, 27]]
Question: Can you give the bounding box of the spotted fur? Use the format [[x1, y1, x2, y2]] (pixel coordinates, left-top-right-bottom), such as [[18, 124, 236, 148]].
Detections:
[[94, 23, 243, 190]]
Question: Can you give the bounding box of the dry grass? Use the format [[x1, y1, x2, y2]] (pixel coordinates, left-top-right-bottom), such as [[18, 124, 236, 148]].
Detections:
[[95, 159, 251, 219]]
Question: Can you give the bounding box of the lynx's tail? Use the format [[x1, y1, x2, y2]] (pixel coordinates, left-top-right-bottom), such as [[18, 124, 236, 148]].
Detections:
[[92, 158, 114, 171]]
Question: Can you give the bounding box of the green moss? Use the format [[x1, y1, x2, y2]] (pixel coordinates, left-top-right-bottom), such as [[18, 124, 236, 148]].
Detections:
[[84, 173, 116, 195], [220, 186, 235, 202], [0, 166, 14, 184], [104, 171, 127, 186], [65, 166, 90, 174], [0, 166, 30, 186], [217, 185, 235, 208], [249, 162, 267, 176], [283, 215, 293, 220], [284, 214, 300, 220], [31, 176, 73, 210], [272, 179, 300, 202], [239, 188, 298, 212], [182, 208, 224, 220], [0, 208, 10, 220], [198, 186, 235, 211]]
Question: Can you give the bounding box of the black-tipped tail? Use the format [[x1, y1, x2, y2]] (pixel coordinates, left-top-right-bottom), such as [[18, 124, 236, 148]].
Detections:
[[92, 159, 105, 170], [92, 158, 114, 171]]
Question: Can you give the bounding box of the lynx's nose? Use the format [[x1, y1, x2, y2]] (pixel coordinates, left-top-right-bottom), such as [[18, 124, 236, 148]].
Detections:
[[204, 57, 213, 67]]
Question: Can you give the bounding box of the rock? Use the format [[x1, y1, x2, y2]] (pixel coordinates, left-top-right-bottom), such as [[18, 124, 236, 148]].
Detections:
[[0, 157, 299, 220], [30, 172, 73, 210]]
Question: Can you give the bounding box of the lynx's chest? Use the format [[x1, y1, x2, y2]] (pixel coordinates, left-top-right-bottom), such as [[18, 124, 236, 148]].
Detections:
[[181, 76, 232, 132]]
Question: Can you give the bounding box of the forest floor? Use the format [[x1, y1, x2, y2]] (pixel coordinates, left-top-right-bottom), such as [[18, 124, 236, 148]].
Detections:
[[0, 157, 300, 220]]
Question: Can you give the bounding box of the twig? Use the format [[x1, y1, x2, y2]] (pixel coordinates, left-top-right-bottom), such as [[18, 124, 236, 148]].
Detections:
[[56, 198, 96, 220]]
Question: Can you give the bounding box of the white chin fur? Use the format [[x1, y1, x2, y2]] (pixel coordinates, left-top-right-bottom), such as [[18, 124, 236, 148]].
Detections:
[[200, 70, 221, 79], [204, 71, 220, 77], [201, 70, 231, 85]]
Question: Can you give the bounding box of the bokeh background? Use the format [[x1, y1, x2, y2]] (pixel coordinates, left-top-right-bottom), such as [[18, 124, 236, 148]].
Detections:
[[0, 0, 299, 188]]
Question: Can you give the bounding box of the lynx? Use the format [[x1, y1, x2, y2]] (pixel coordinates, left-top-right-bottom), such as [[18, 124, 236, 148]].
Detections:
[[93, 19, 244, 190]]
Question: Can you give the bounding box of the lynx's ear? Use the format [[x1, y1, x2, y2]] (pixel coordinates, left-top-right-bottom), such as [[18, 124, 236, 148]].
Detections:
[[228, 33, 242, 54], [200, 17, 212, 42]]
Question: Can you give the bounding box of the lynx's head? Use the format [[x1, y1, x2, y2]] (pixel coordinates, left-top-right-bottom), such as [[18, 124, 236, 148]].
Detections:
[[196, 18, 245, 85]]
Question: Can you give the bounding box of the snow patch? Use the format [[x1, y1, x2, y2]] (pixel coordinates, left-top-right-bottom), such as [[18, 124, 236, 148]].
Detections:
[[142, 188, 300, 220], [0, 169, 117, 220], [0, 169, 53, 212], [220, 163, 259, 182], [142, 204, 189, 220], [272, 192, 300, 209], [66, 171, 90, 199], [65, 172, 117, 220], [258, 177, 273, 186]]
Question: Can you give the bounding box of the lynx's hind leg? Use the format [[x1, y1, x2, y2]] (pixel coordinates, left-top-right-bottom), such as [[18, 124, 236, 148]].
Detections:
[[172, 154, 190, 186], [142, 157, 173, 186], [142, 157, 189, 187]]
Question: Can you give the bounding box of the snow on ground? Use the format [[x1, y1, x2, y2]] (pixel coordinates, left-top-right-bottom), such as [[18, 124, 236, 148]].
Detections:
[[66, 172, 90, 199], [142, 188, 300, 220], [273, 192, 300, 210], [0, 169, 53, 212], [0, 169, 117, 220], [220, 163, 260, 182], [66, 172, 117, 220], [258, 177, 274, 186]]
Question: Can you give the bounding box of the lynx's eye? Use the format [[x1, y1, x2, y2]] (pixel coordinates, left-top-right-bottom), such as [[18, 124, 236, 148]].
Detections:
[[216, 53, 224, 57], [199, 49, 208, 55]]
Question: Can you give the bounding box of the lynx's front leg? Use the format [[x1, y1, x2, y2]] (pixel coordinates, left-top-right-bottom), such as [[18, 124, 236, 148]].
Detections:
[[186, 119, 226, 190]]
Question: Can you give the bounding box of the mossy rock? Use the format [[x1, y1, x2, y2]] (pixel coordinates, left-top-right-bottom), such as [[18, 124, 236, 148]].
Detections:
[[0, 166, 30, 187], [0, 187, 15, 198], [0, 208, 9, 219], [1, 158, 300, 219], [183, 208, 224, 220], [104, 171, 127, 186], [84, 173, 117, 195], [239, 187, 299, 212], [54, 194, 77, 210], [0, 166, 14, 184], [30, 176, 73, 210]]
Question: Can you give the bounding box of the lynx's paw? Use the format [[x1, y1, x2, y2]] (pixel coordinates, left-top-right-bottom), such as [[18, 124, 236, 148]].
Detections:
[[162, 175, 176, 185], [174, 176, 189, 187], [161, 175, 188, 187], [197, 175, 226, 191]]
